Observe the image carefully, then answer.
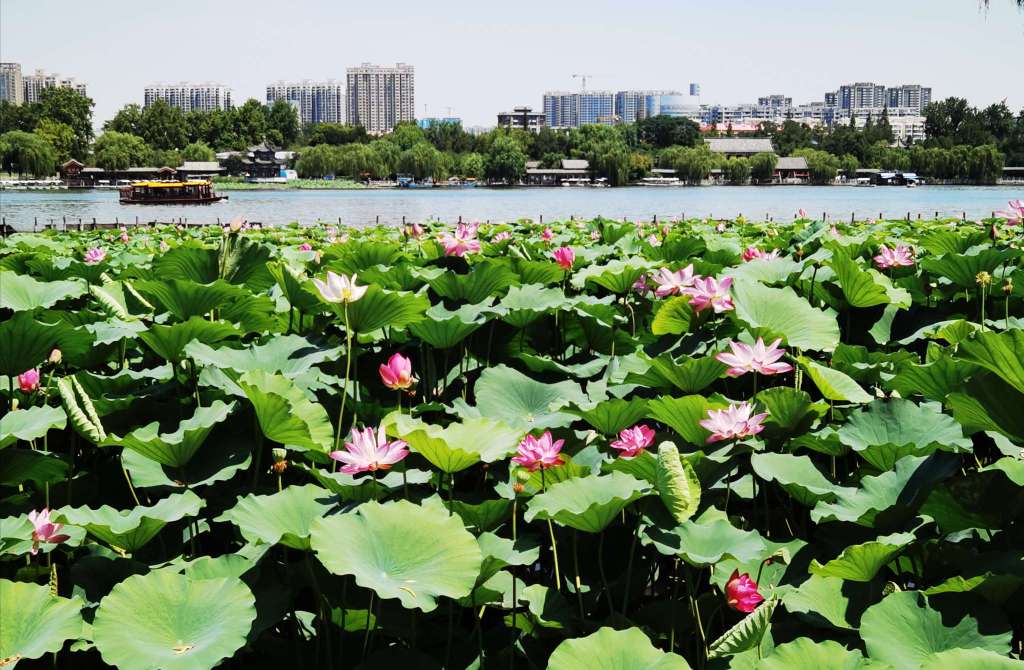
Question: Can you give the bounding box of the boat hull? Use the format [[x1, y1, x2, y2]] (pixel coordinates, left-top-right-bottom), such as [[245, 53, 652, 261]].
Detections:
[[119, 195, 228, 205]]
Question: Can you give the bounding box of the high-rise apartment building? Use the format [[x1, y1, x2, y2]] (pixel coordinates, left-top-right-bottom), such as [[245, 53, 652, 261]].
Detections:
[[345, 63, 414, 134], [829, 82, 931, 114], [22, 69, 87, 103], [614, 90, 680, 123], [144, 82, 233, 112], [543, 91, 615, 128], [836, 82, 887, 110], [497, 106, 545, 133], [885, 84, 932, 113], [0, 63, 24, 105], [266, 80, 345, 125]]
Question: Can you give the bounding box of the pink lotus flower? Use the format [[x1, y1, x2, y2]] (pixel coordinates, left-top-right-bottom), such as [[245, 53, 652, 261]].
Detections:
[[725, 570, 764, 613], [995, 199, 1024, 224], [715, 222, 727, 233], [329, 426, 409, 475], [715, 338, 793, 377], [609, 424, 655, 458], [873, 244, 915, 269], [651, 265, 696, 298], [512, 431, 565, 472], [699, 402, 769, 443], [661, 224, 671, 236], [298, 242, 313, 251], [119, 232, 130, 243], [379, 353, 415, 391], [227, 215, 246, 233], [540, 227, 554, 243], [312, 271, 368, 303], [830, 225, 841, 238], [17, 369, 40, 392], [552, 246, 575, 270], [797, 208, 808, 218], [684, 276, 734, 313], [83, 247, 106, 265], [406, 223, 425, 239], [741, 246, 781, 262], [441, 223, 481, 256], [159, 240, 170, 253], [646, 234, 662, 247], [28, 508, 70, 555], [590, 230, 601, 241], [492, 231, 512, 243], [632, 273, 652, 296]]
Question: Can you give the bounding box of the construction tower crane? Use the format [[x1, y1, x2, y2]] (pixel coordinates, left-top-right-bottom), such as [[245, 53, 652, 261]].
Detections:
[[571, 74, 594, 92]]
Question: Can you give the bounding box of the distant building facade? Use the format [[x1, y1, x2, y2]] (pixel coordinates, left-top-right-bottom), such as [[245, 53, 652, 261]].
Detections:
[[0, 62, 24, 105], [543, 91, 615, 128], [830, 82, 931, 114], [266, 80, 345, 125], [22, 69, 87, 103], [345, 63, 415, 134], [615, 90, 680, 123], [417, 117, 461, 129], [145, 82, 233, 112], [497, 106, 545, 132]]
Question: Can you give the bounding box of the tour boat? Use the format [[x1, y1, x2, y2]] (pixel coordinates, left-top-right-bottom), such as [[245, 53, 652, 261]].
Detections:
[[640, 176, 680, 186], [119, 180, 226, 204]]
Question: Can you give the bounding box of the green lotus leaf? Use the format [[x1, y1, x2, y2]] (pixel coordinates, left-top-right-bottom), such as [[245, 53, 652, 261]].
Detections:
[[888, 355, 976, 402], [451, 498, 513, 533], [310, 500, 482, 612], [919, 648, 1023, 669], [382, 412, 522, 473], [750, 452, 842, 506], [87, 316, 148, 345], [655, 442, 701, 524], [0, 405, 67, 449], [327, 241, 403, 275], [54, 490, 204, 552], [408, 304, 485, 349], [755, 387, 822, 437], [642, 507, 767, 566], [135, 278, 247, 321], [732, 279, 840, 352], [651, 297, 693, 336], [570, 256, 649, 293], [237, 369, 334, 452], [215, 484, 333, 550], [798, 356, 872, 403], [782, 574, 858, 630], [525, 471, 649, 533], [450, 364, 586, 430], [948, 376, 1024, 441], [89, 280, 134, 320], [811, 455, 957, 528], [725, 256, 804, 285], [0, 270, 86, 312], [707, 596, 778, 659], [760, 638, 877, 670], [809, 531, 915, 582], [121, 441, 251, 490], [138, 317, 240, 364], [306, 465, 432, 501], [0, 449, 70, 487], [956, 329, 1024, 394], [336, 284, 429, 333], [92, 571, 256, 670], [102, 400, 236, 468], [647, 395, 719, 447], [570, 397, 650, 434], [186, 334, 341, 377], [152, 244, 218, 283], [0, 312, 64, 376], [427, 261, 519, 303], [837, 399, 971, 469], [828, 250, 910, 308], [920, 247, 1020, 288], [604, 449, 659, 484], [860, 591, 1012, 670], [629, 353, 726, 394], [918, 229, 987, 256], [547, 627, 691, 670], [494, 283, 566, 328], [57, 375, 106, 443], [267, 261, 322, 312], [476, 532, 541, 584], [0, 579, 83, 664], [514, 257, 566, 285]]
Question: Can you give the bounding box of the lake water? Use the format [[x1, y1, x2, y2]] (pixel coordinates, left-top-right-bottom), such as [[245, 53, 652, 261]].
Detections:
[[2, 185, 1022, 231]]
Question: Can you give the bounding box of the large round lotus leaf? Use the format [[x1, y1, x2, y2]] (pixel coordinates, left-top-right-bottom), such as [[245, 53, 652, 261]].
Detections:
[[307, 465, 433, 502], [54, 490, 204, 553], [215, 484, 333, 550], [237, 370, 334, 452], [919, 649, 1023, 669], [102, 400, 235, 468], [449, 364, 586, 431], [185, 334, 341, 378], [0, 579, 83, 664], [382, 412, 522, 473], [860, 591, 1012, 670], [92, 571, 256, 670], [138, 317, 240, 364], [0, 270, 87, 312], [781, 574, 857, 630], [956, 329, 1024, 394], [547, 627, 691, 670], [0, 405, 67, 449], [525, 471, 649, 533], [731, 279, 840, 352], [339, 284, 430, 333], [809, 531, 915, 582], [751, 452, 843, 507], [134, 278, 246, 321], [798, 356, 872, 403], [837, 399, 971, 470], [641, 507, 767, 566], [759, 638, 877, 669], [310, 500, 482, 612], [828, 250, 910, 308]]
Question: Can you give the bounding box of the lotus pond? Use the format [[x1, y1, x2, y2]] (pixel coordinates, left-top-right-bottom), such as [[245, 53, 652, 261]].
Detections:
[[1, 213, 1023, 670]]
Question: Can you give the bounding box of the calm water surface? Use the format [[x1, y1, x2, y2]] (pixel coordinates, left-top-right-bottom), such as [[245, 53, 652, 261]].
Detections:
[[2, 185, 1022, 231]]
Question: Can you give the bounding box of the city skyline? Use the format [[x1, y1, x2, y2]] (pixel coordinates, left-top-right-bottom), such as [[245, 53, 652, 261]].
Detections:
[[2, 0, 1021, 129]]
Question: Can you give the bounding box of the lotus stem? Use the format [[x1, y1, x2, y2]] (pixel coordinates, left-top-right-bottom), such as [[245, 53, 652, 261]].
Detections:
[[597, 531, 615, 614], [572, 531, 584, 618], [120, 453, 141, 508], [335, 303, 353, 454], [621, 505, 641, 616], [541, 469, 562, 591]]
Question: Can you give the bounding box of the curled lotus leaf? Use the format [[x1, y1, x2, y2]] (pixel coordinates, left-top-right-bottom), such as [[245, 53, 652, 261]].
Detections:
[[525, 471, 650, 533], [0, 579, 83, 665], [54, 490, 204, 553]]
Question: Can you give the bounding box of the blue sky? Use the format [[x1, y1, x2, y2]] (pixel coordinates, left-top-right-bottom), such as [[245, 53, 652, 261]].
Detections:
[[2, 0, 1022, 127]]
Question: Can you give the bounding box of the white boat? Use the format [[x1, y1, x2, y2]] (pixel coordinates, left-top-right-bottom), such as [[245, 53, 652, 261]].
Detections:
[[853, 177, 875, 187], [640, 176, 680, 186]]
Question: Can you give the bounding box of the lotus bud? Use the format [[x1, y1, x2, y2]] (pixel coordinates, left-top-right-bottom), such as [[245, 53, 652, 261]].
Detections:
[[1003, 279, 1014, 295], [49, 348, 62, 365], [11, 398, 18, 411], [512, 482, 525, 494], [514, 468, 532, 483]]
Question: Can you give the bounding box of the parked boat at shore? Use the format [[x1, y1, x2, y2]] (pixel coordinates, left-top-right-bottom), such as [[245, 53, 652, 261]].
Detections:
[[118, 180, 226, 205]]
